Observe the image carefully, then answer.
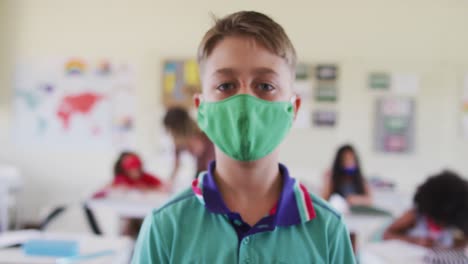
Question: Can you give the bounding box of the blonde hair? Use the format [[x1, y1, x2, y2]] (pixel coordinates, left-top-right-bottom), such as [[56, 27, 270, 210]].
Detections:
[[197, 11, 297, 71]]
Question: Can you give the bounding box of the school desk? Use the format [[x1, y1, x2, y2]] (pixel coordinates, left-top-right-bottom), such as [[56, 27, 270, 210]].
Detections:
[[86, 191, 171, 219], [0, 231, 133, 264]]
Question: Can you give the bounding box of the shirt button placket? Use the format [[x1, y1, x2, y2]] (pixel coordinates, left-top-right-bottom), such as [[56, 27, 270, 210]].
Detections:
[[240, 236, 253, 264]]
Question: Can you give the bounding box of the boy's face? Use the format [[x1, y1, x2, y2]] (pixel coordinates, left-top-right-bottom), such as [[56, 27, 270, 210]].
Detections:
[[196, 36, 299, 105]]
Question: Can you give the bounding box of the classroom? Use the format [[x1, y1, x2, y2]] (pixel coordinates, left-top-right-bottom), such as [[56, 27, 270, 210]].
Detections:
[[1, 0, 468, 263]]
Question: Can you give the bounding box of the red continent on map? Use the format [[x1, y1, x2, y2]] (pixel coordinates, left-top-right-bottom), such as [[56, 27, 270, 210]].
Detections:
[[57, 92, 103, 130]]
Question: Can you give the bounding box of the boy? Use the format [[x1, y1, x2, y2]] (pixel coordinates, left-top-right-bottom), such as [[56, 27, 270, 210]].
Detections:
[[132, 11, 355, 263]]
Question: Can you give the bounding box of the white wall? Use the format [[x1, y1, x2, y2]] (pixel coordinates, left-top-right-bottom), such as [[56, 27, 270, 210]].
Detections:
[[1, 0, 468, 221]]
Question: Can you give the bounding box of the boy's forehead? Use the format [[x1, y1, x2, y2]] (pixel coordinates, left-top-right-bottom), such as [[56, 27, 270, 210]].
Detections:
[[201, 36, 292, 77]]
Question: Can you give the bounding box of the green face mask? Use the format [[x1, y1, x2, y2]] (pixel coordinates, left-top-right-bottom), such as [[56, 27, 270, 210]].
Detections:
[[197, 94, 295, 161]]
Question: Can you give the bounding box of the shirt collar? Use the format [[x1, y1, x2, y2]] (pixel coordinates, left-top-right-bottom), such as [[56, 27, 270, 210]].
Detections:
[[191, 161, 316, 227]]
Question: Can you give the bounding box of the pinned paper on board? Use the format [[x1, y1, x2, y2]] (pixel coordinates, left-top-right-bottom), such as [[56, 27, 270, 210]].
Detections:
[[392, 74, 419, 96], [316, 82, 338, 102], [184, 60, 200, 86], [162, 59, 201, 108], [313, 110, 337, 127], [369, 72, 391, 90], [292, 62, 340, 127], [375, 97, 415, 153], [64, 58, 87, 76], [315, 64, 339, 102], [316, 65, 338, 81]]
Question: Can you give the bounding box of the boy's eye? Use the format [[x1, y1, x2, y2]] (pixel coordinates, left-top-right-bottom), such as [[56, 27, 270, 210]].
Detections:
[[257, 83, 275, 92], [217, 83, 236, 92]]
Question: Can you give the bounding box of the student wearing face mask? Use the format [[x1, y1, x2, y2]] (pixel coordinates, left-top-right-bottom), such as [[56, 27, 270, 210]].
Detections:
[[92, 152, 166, 238], [112, 152, 163, 190], [322, 144, 372, 206], [93, 152, 164, 199], [132, 11, 355, 263], [384, 170, 468, 248]]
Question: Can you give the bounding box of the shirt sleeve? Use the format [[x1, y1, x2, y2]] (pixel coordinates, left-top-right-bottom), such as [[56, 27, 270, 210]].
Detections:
[[142, 173, 162, 187], [328, 219, 357, 264], [131, 214, 169, 263]]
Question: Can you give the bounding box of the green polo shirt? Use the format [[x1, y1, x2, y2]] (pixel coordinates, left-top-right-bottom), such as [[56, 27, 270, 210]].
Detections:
[[132, 162, 356, 263]]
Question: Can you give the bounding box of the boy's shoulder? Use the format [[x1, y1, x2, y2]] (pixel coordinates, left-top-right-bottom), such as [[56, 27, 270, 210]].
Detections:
[[308, 191, 342, 222], [149, 188, 199, 216]]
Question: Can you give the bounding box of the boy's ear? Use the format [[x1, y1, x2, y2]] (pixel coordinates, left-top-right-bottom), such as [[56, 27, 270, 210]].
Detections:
[[293, 95, 301, 119], [193, 93, 202, 109]]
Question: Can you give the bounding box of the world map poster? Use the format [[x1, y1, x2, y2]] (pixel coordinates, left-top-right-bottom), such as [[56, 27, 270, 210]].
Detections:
[[13, 58, 136, 149]]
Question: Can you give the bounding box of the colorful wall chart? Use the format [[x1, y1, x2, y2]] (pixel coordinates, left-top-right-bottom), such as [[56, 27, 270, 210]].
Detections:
[[293, 63, 339, 128], [13, 58, 136, 149], [375, 97, 415, 153], [162, 59, 201, 108]]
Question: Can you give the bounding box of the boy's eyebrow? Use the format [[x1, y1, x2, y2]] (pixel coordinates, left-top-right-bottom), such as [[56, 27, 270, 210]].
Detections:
[[212, 67, 278, 76], [252, 67, 278, 76], [213, 68, 238, 76]]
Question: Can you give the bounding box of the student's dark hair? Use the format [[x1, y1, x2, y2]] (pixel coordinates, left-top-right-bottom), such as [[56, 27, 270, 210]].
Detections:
[[163, 107, 199, 138], [414, 170, 468, 235], [113, 151, 135, 178], [331, 144, 366, 196]]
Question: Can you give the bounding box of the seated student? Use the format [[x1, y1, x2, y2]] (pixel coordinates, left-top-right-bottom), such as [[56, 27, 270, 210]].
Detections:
[[93, 152, 164, 199], [383, 170, 468, 248], [132, 11, 355, 263], [322, 144, 372, 206], [163, 107, 215, 181], [94, 152, 166, 239], [111, 152, 163, 190]]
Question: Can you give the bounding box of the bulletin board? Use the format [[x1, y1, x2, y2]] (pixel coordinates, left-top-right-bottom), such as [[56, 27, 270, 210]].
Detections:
[[374, 97, 415, 153], [162, 59, 201, 108], [293, 63, 339, 129]]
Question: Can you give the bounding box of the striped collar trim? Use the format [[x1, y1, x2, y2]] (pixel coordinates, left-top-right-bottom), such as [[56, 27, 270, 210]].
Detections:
[[191, 161, 316, 226], [293, 180, 316, 222], [192, 172, 205, 206]]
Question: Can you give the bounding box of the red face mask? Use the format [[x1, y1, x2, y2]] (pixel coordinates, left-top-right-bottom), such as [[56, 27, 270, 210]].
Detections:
[[121, 155, 142, 171], [427, 217, 443, 233]]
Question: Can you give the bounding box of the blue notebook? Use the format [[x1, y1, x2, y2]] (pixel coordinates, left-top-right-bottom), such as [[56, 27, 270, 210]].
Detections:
[[23, 239, 79, 257]]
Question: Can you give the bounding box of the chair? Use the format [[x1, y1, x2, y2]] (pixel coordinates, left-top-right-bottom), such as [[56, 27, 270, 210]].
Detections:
[[0, 165, 23, 232], [39, 203, 119, 236]]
